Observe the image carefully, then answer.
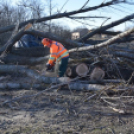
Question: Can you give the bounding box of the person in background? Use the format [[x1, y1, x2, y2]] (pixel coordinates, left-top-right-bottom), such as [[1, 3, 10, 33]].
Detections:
[[41, 38, 69, 77]]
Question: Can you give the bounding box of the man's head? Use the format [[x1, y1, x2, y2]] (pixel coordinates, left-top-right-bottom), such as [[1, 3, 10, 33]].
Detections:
[[41, 38, 52, 47]]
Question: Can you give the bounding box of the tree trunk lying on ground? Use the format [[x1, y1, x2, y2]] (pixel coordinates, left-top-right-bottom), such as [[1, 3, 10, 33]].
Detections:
[[0, 82, 112, 91], [1, 27, 134, 67], [0, 83, 45, 90], [78, 13, 134, 42], [1, 25, 134, 58], [0, 80, 126, 91], [0, 21, 134, 93], [90, 66, 105, 81], [0, 65, 71, 84], [0, 53, 49, 65], [0, 64, 128, 91], [69, 27, 134, 53], [66, 63, 89, 77]]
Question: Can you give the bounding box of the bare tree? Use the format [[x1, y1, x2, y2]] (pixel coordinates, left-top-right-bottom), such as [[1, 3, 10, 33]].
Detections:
[[1, 1, 134, 133]]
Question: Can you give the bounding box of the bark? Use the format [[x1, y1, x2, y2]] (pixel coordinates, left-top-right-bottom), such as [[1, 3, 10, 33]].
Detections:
[[69, 82, 113, 91], [0, 30, 90, 56], [0, 83, 44, 90], [1, 27, 134, 58], [0, 79, 125, 91], [0, 24, 33, 56], [0, 28, 128, 66], [100, 31, 121, 35], [0, 65, 70, 84], [69, 27, 134, 53], [110, 46, 134, 53], [77, 79, 125, 84], [0, 82, 112, 91], [112, 51, 134, 60], [10, 47, 49, 57], [86, 36, 134, 45], [78, 13, 134, 42], [0, 0, 120, 34], [103, 79, 125, 83], [0, 53, 49, 65]]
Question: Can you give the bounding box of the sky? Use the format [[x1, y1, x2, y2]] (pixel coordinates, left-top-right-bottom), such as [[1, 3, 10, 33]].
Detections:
[[53, 0, 134, 31], [9, 0, 134, 31]]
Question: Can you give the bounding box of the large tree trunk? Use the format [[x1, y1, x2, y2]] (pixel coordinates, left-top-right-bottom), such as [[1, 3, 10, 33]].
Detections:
[[66, 63, 89, 77], [0, 65, 70, 84]]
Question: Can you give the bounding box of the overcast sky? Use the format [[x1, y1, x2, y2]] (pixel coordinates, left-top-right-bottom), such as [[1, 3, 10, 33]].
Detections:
[[7, 0, 134, 31]]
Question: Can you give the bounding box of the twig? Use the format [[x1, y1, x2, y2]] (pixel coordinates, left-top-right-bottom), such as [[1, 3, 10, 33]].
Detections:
[[81, 0, 90, 9], [101, 98, 118, 107], [84, 94, 97, 102], [2, 77, 80, 105], [109, 106, 125, 114], [59, 0, 69, 12]]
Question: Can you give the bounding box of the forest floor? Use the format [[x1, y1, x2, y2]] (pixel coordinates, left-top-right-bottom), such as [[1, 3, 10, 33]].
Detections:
[[0, 75, 134, 134], [0, 42, 134, 134]]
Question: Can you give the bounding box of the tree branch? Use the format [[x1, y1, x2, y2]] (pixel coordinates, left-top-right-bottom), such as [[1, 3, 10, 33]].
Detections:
[[78, 13, 134, 42], [69, 27, 134, 52], [0, 0, 122, 34]]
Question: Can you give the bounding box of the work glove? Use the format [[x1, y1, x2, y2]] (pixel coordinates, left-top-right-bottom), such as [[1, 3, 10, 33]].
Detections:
[[46, 64, 52, 71]]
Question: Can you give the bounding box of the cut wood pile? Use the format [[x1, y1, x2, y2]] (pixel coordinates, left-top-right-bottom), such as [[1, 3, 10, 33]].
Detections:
[[0, 22, 134, 115], [0, 25, 134, 84]]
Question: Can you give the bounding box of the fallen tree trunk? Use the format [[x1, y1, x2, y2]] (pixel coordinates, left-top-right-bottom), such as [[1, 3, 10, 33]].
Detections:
[[86, 36, 134, 45], [66, 63, 89, 77], [112, 51, 134, 60], [78, 13, 134, 42], [69, 82, 113, 90], [1, 27, 134, 66], [76, 79, 126, 84], [0, 24, 33, 56], [0, 83, 45, 90], [10, 47, 49, 57], [0, 30, 90, 56], [0, 65, 70, 84], [0, 53, 49, 65], [1, 26, 134, 59], [69, 27, 134, 52], [0, 82, 112, 91]]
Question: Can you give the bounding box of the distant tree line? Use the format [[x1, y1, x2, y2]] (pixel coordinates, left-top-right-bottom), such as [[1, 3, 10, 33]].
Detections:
[[0, 0, 73, 46]]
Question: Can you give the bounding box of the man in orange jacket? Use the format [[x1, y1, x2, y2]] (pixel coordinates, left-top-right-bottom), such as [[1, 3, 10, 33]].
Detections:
[[42, 38, 69, 77]]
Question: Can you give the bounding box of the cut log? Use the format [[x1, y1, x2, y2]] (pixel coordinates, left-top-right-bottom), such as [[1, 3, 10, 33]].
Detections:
[[66, 63, 89, 77], [90, 67, 105, 81]]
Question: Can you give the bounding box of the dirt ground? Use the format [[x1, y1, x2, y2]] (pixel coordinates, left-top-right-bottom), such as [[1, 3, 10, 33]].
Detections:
[[0, 75, 134, 134], [0, 58, 134, 134]]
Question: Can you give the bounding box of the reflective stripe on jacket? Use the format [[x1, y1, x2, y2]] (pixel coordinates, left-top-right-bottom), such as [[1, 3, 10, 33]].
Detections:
[[48, 41, 69, 65]]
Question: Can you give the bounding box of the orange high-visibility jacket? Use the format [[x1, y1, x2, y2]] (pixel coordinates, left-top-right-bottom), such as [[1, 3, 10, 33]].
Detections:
[[48, 41, 69, 66]]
